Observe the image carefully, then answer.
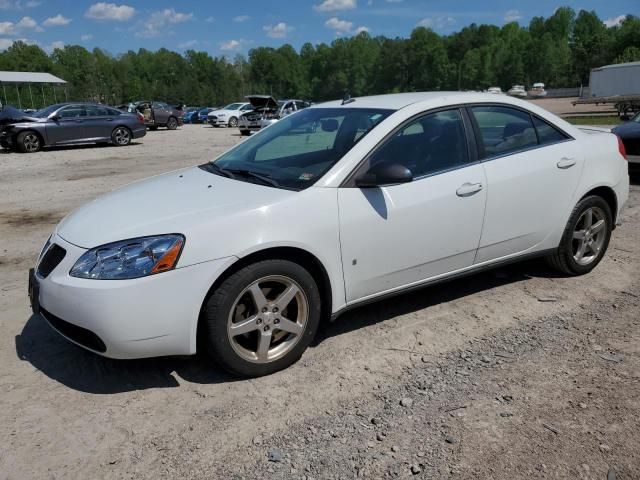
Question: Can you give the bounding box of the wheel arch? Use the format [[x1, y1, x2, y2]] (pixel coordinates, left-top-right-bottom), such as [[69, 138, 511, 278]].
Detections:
[[580, 185, 618, 225], [17, 128, 45, 146], [196, 246, 333, 351]]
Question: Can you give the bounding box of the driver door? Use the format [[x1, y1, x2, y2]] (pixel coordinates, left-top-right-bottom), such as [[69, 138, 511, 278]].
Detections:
[[46, 104, 88, 144], [338, 108, 488, 303]]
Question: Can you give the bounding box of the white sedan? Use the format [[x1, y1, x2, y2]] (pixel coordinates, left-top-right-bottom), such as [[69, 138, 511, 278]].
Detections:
[[29, 92, 630, 377], [206, 102, 253, 128]]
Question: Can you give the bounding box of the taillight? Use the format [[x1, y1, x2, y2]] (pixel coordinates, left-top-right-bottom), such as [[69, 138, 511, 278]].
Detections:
[[617, 136, 627, 160], [136, 112, 144, 124]]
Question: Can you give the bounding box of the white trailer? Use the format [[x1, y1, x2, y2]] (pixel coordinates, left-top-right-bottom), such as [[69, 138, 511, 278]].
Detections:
[[573, 61, 640, 117]]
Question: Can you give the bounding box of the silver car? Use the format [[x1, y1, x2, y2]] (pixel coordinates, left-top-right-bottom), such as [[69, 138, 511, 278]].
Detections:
[[0, 103, 147, 153]]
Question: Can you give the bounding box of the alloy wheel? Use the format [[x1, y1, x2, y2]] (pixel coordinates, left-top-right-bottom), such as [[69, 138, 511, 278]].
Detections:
[[572, 206, 607, 266], [167, 118, 178, 130], [23, 133, 40, 152], [227, 275, 308, 363], [113, 128, 130, 145]]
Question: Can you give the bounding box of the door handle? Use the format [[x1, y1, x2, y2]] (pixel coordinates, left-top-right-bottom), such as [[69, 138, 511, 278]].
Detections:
[[456, 182, 483, 197], [557, 157, 576, 169]]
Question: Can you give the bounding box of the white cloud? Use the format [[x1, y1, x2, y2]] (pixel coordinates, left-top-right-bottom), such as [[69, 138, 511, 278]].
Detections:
[[220, 39, 246, 51], [135, 8, 193, 38], [385, 0, 403, 2], [178, 39, 198, 49], [603, 15, 626, 28], [504, 9, 522, 22], [0, 38, 14, 49], [0, 0, 39, 9], [81, 34, 93, 41], [417, 16, 456, 30], [325, 17, 353, 33], [314, 0, 357, 12], [233, 15, 250, 22], [43, 14, 71, 27], [0, 15, 38, 35], [355, 25, 369, 34], [85, 3, 135, 22], [205, 16, 215, 23], [263, 22, 292, 38], [45, 40, 64, 53]]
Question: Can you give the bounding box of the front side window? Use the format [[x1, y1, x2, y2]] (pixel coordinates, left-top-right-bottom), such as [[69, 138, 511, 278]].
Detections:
[[58, 106, 86, 118], [364, 109, 469, 179], [471, 106, 537, 157], [207, 107, 392, 190]]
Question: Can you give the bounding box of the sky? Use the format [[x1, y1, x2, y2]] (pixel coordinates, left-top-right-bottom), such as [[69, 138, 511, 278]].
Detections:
[[0, 0, 637, 56]]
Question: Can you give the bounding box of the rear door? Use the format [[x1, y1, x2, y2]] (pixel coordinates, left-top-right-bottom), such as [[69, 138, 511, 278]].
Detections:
[[152, 102, 170, 124], [469, 105, 583, 263], [46, 105, 88, 144], [83, 105, 116, 140]]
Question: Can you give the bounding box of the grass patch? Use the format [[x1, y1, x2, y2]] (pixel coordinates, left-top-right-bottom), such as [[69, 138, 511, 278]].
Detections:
[[564, 116, 621, 126]]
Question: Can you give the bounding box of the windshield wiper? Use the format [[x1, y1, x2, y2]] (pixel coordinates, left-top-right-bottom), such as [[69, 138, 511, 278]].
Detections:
[[203, 162, 236, 179], [226, 168, 281, 188]]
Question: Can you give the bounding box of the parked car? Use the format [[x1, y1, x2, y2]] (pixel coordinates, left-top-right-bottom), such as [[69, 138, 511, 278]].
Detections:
[[0, 103, 146, 153], [207, 102, 253, 128], [612, 112, 640, 175], [182, 107, 202, 124], [29, 92, 629, 377], [238, 96, 310, 135], [487, 87, 503, 94], [195, 107, 215, 124], [507, 85, 527, 97], [129, 101, 183, 130], [529, 82, 548, 98]]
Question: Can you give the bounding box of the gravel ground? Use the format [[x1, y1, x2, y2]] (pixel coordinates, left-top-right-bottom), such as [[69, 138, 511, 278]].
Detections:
[[0, 124, 638, 480]]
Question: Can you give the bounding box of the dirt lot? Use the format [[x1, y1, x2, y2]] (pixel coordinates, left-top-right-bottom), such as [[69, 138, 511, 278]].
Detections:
[[0, 124, 638, 480]]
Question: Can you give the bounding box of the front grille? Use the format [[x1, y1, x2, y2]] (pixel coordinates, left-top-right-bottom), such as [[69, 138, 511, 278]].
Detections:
[[37, 244, 66, 278], [42, 308, 107, 353]]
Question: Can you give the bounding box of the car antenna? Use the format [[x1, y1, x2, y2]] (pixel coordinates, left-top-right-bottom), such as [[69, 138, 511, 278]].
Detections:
[[342, 91, 355, 105]]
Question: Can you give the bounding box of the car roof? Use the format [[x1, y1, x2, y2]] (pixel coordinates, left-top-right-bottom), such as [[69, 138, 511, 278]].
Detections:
[[310, 91, 532, 110]]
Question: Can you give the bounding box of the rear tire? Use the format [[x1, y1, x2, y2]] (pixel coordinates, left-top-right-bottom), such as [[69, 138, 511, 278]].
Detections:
[[111, 126, 132, 146], [546, 195, 612, 275], [202, 259, 321, 377], [16, 131, 42, 153], [240, 129, 250, 136], [149, 126, 159, 131], [166, 117, 178, 130]]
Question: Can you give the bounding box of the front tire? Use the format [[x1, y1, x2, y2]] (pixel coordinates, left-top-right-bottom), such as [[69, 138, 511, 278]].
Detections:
[[166, 117, 178, 130], [228, 117, 238, 128], [16, 131, 41, 153], [111, 126, 131, 146], [547, 195, 613, 275], [202, 259, 321, 377], [240, 129, 250, 136]]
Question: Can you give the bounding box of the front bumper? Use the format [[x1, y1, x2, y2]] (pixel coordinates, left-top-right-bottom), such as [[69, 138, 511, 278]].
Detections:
[[32, 233, 234, 359]]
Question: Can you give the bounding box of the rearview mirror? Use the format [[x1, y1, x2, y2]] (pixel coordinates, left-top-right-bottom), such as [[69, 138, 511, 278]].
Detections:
[[354, 163, 413, 188], [320, 119, 339, 132]]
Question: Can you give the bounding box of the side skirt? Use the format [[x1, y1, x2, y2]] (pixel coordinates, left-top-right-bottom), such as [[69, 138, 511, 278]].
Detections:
[[330, 248, 556, 321]]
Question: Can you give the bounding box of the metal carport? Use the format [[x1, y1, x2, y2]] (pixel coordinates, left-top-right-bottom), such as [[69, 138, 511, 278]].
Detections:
[[0, 71, 67, 110]]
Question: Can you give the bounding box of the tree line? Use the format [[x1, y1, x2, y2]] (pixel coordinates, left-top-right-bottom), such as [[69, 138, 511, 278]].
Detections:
[[0, 7, 638, 109]]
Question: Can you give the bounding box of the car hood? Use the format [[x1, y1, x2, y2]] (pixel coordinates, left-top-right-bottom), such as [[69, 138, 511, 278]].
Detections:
[[209, 109, 236, 116], [56, 166, 296, 249], [0, 106, 40, 125], [612, 121, 640, 137], [246, 95, 278, 110]]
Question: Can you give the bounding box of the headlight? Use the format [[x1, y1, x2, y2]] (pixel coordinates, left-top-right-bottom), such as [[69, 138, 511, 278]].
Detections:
[[70, 234, 184, 280]]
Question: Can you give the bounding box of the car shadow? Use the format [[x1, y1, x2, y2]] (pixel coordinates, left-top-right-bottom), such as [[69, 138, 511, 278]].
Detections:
[[14, 259, 553, 394]]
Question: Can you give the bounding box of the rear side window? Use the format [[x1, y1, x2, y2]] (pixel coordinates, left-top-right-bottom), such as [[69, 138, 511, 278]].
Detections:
[[367, 109, 469, 178], [471, 106, 537, 158], [532, 116, 568, 145]]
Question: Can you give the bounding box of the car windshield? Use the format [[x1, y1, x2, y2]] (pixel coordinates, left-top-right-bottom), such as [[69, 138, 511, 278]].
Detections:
[[32, 104, 64, 118], [225, 103, 243, 110], [206, 107, 392, 191], [632, 113, 640, 123]]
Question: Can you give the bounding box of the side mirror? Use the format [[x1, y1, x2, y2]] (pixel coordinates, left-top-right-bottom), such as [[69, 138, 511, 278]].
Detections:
[[49, 114, 60, 121], [354, 163, 413, 188]]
